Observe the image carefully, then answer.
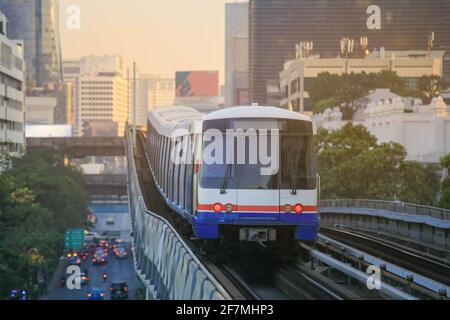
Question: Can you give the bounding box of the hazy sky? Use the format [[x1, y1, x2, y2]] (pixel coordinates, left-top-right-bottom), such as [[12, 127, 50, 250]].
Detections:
[[59, 0, 245, 83]]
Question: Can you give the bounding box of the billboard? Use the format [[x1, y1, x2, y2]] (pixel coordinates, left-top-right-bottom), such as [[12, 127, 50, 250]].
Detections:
[[176, 71, 219, 97]]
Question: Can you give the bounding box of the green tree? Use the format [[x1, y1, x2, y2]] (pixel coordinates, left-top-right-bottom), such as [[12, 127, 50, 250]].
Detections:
[[439, 154, 450, 209], [0, 148, 88, 299], [316, 124, 439, 204], [313, 98, 338, 114], [9, 149, 88, 231], [309, 70, 415, 116], [418, 75, 445, 104], [309, 72, 343, 104], [397, 162, 439, 205]]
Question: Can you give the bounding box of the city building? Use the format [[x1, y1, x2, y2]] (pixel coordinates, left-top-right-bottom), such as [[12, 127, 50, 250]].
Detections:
[[69, 55, 129, 137], [25, 84, 72, 125], [249, 0, 450, 106], [25, 96, 56, 124], [62, 59, 81, 127], [313, 96, 450, 163], [134, 74, 175, 128], [25, 124, 72, 138], [0, 11, 25, 161], [175, 70, 222, 112], [280, 50, 445, 113], [0, 0, 63, 88], [225, 2, 249, 107]]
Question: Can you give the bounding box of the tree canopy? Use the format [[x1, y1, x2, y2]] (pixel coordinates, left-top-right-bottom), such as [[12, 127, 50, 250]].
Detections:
[[0, 149, 88, 299], [309, 70, 437, 114], [315, 124, 439, 205], [439, 153, 450, 209]]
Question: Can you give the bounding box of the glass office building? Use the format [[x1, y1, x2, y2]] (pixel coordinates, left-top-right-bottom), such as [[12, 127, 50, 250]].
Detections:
[[249, 0, 450, 105], [0, 0, 63, 88]]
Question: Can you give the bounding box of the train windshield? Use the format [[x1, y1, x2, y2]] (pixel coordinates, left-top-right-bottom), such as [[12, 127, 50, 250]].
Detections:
[[200, 118, 316, 190]]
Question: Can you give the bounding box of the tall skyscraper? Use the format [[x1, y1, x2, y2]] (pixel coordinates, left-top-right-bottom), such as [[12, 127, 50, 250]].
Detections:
[[249, 0, 450, 106], [0, 11, 25, 164], [0, 0, 63, 88], [63, 55, 129, 137], [225, 2, 249, 107]]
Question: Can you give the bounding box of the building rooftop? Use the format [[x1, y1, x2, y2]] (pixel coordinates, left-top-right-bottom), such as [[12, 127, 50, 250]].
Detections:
[[26, 125, 73, 138]]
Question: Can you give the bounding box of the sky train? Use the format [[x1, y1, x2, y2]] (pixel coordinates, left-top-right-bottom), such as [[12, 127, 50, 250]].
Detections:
[[146, 105, 319, 251]]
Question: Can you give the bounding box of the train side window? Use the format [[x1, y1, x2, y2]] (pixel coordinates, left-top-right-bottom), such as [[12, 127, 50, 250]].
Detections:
[[155, 133, 159, 181], [161, 136, 167, 193], [183, 135, 192, 213], [172, 140, 177, 203], [185, 134, 194, 215], [157, 134, 162, 181], [160, 136, 164, 190], [166, 139, 172, 199], [167, 139, 172, 201], [162, 137, 168, 194], [178, 136, 185, 208], [170, 141, 176, 203]]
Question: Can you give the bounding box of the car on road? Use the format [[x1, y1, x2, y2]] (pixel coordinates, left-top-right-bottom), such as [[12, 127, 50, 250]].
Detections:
[[92, 249, 108, 265], [80, 273, 90, 286], [87, 288, 105, 300], [106, 217, 115, 225], [112, 239, 125, 250], [110, 282, 129, 300], [84, 231, 99, 242], [92, 256, 107, 266], [68, 256, 81, 266], [114, 247, 128, 259]]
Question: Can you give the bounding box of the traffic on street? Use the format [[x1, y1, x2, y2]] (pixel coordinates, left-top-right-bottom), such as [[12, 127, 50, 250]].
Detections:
[[43, 205, 144, 300]]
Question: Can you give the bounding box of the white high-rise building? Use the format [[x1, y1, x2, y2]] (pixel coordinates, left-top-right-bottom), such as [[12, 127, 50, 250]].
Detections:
[[134, 74, 175, 127], [225, 2, 249, 107], [0, 11, 25, 164], [64, 55, 129, 137]]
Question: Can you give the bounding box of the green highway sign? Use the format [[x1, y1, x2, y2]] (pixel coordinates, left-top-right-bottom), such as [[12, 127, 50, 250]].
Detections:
[[64, 228, 85, 250]]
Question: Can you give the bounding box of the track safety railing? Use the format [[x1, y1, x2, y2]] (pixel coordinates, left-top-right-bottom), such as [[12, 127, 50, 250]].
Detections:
[[320, 199, 450, 220], [125, 128, 231, 300]]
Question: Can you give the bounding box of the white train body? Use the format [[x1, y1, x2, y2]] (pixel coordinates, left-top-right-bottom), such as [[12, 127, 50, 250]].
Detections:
[[146, 106, 319, 246]]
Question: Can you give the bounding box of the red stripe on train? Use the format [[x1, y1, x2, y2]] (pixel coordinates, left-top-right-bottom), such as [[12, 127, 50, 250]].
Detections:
[[197, 204, 318, 212]]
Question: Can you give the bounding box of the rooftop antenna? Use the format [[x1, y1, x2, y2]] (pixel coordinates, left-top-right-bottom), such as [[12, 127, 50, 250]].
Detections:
[[360, 36, 369, 56], [288, 102, 293, 112], [296, 41, 314, 60], [132, 62, 137, 147], [340, 38, 355, 58], [428, 32, 435, 56]]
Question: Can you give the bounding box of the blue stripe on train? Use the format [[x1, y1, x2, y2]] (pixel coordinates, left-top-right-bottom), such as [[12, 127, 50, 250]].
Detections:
[[193, 212, 319, 241]]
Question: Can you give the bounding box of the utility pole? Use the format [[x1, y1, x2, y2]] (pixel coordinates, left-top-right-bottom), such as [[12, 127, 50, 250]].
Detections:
[[132, 62, 137, 147], [295, 41, 313, 113]]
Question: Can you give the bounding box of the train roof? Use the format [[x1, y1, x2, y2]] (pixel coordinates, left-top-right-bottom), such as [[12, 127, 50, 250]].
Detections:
[[148, 105, 204, 137], [203, 106, 312, 122], [149, 105, 312, 137]]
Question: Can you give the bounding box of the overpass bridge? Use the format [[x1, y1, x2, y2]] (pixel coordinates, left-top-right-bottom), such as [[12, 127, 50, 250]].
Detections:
[[84, 174, 128, 203], [125, 127, 450, 300], [26, 137, 125, 158], [27, 137, 127, 202]]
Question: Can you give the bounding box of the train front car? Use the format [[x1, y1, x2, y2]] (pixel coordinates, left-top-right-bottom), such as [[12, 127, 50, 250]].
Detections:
[[194, 106, 319, 253]]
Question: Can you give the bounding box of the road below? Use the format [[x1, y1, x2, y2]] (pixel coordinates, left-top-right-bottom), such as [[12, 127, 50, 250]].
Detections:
[[43, 204, 144, 300]]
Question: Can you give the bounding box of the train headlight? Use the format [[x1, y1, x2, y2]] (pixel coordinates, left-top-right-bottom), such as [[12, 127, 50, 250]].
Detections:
[[284, 205, 292, 213], [294, 203, 304, 214], [225, 203, 233, 213], [213, 203, 223, 213]]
